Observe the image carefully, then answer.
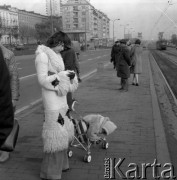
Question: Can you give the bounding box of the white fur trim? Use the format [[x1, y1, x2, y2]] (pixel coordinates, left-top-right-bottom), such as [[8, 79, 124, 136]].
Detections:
[[57, 71, 79, 96], [42, 123, 69, 153], [64, 116, 75, 142], [42, 109, 71, 153], [36, 45, 64, 72]]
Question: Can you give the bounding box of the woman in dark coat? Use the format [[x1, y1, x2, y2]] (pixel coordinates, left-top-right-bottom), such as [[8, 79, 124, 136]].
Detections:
[[114, 39, 131, 92], [61, 35, 80, 111], [0, 47, 14, 162]]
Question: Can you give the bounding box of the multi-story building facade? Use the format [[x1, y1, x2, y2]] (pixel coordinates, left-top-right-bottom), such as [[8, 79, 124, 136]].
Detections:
[[0, 5, 19, 44], [0, 5, 49, 44], [18, 10, 48, 30], [46, 0, 61, 16], [61, 0, 68, 4], [61, 0, 110, 46], [18, 9, 48, 43]]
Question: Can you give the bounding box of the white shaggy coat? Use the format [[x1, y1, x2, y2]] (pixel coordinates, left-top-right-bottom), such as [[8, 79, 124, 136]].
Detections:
[[35, 45, 77, 152]]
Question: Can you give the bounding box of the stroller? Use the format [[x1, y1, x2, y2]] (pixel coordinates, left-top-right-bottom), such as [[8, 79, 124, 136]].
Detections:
[[66, 101, 109, 163]]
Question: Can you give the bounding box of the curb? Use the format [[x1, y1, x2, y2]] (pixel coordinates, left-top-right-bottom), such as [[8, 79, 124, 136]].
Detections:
[[15, 98, 42, 116], [148, 53, 171, 164]]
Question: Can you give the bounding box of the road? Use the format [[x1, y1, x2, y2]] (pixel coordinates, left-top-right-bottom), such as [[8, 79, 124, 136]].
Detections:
[[15, 49, 111, 112]]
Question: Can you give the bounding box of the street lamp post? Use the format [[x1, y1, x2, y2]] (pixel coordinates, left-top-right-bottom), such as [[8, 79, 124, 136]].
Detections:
[[84, 7, 94, 51], [113, 19, 120, 43], [85, 14, 87, 51]]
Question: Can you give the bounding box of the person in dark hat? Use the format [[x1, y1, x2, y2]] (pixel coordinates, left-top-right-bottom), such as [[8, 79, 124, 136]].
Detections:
[[114, 39, 131, 92]]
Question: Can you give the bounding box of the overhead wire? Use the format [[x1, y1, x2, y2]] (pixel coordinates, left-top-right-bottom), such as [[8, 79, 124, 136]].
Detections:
[[149, 0, 172, 39], [161, 0, 177, 36]]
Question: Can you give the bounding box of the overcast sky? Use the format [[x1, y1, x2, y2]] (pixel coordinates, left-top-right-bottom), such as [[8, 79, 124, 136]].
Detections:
[[1, 0, 177, 40]]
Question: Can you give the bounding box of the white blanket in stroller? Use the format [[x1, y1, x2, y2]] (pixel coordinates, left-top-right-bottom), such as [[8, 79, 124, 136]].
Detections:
[[83, 114, 117, 142]]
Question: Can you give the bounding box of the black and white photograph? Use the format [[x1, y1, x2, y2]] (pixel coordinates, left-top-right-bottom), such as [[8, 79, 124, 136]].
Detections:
[[0, 0, 177, 179]]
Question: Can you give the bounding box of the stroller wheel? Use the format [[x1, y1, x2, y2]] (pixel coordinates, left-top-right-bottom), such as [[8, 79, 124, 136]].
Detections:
[[102, 141, 109, 149], [83, 154, 92, 163], [67, 150, 73, 158]]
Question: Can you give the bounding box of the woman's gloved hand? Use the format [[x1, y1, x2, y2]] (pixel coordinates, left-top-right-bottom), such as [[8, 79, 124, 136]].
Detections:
[[67, 71, 75, 80], [51, 78, 59, 87]]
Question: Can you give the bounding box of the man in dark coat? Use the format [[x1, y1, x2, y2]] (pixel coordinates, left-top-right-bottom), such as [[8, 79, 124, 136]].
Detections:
[[110, 40, 120, 69], [0, 47, 14, 161], [114, 39, 131, 92]]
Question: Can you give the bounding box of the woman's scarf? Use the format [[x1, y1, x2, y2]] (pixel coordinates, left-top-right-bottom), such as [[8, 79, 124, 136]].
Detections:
[[36, 45, 64, 72]]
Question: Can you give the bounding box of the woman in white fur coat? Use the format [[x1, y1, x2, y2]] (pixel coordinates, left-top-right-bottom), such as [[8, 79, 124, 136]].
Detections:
[[35, 31, 78, 180]]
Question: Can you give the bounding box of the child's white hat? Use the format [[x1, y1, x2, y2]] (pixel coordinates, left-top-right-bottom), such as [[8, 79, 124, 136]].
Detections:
[[101, 117, 117, 135]]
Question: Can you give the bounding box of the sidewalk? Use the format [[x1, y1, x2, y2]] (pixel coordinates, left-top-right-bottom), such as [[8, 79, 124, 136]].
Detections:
[[0, 50, 170, 180]]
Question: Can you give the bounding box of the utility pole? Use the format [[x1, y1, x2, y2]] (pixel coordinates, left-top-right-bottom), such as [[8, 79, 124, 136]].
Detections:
[[85, 14, 87, 51], [50, 0, 54, 35], [113, 19, 120, 43]]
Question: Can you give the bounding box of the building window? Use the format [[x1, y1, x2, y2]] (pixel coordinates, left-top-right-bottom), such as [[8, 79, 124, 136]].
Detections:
[[66, 24, 70, 29], [73, 24, 78, 29], [73, 12, 78, 17], [73, 18, 78, 23], [73, 6, 78, 11]]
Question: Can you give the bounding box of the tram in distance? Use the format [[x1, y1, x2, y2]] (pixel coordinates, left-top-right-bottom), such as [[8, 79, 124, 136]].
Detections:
[[156, 40, 167, 50]]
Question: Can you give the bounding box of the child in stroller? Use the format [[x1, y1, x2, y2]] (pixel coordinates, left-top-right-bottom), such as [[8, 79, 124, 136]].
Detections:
[[83, 114, 117, 142], [67, 110, 117, 163]]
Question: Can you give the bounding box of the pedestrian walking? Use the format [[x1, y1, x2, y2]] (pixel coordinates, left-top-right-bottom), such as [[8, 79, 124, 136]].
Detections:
[[0, 43, 20, 163], [61, 35, 81, 111], [130, 39, 143, 86], [114, 39, 131, 92], [0, 47, 14, 163], [35, 31, 78, 180]]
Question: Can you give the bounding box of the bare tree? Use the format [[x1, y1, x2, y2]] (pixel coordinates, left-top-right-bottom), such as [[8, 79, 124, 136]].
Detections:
[[19, 23, 29, 43], [35, 17, 63, 43]]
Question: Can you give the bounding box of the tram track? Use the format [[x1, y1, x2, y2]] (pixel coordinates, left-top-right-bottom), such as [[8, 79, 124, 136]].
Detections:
[[150, 50, 177, 103], [149, 49, 177, 174]]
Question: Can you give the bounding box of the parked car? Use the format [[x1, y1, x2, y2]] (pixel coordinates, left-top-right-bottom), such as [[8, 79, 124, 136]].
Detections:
[[15, 43, 25, 50]]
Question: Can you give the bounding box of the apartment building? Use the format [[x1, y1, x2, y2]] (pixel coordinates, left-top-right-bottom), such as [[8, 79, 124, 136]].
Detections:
[[61, 0, 110, 45], [0, 5, 19, 44], [18, 9, 49, 44], [0, 5, 49, 44], [18, 10, 48, 30], [61, 0, 68, 4]]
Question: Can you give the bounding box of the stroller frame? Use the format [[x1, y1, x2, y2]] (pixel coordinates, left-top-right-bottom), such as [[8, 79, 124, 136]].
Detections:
[[67, 107, 109, 163]]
